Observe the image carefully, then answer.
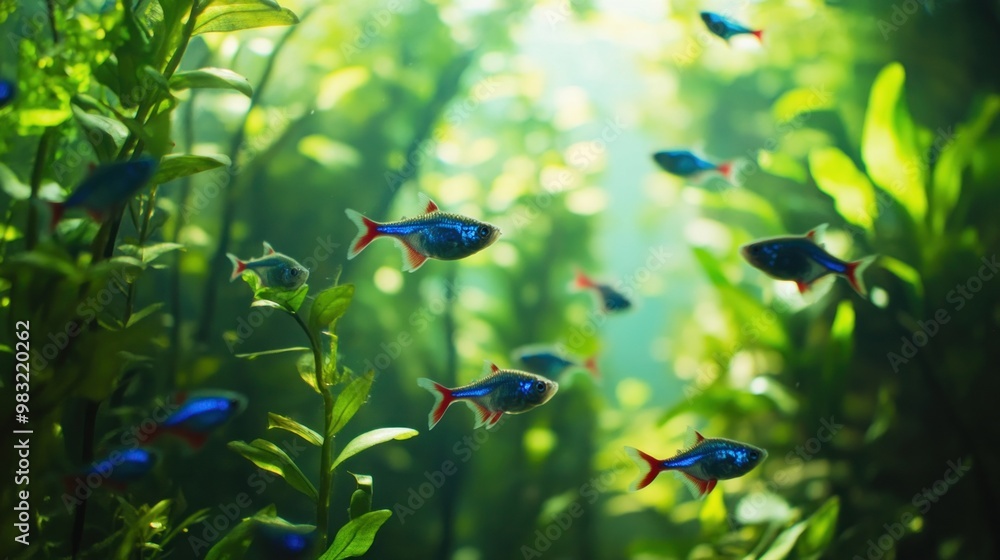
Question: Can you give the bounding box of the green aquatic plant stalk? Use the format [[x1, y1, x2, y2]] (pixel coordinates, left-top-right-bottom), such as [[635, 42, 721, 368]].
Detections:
[[288, 309, 338, 547], [26, 128, 54, 250], [195, 3, 318, 343]]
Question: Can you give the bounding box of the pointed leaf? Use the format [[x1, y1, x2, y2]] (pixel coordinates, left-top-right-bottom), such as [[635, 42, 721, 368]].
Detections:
[[170, 68, 253, 97], [809, 147, 877, 231], [119, 242, 185, 264], [331, 428, 419, 472], [205, 505, 277, 560], [308, 284, 355, 334], [348, 473, 373, 520], [194, 1, 299, 35], [861, 63, 928, 222], [297, 352, 321, 393], [241, 271, 310, 313], [797, 496, 840, 559], [235, 346, 311, 360], [327, 371, 374, 437], [227, 439, 318, 502], [318, 510, 392, 560], [267, 412, 323, 446], [152, 154, 230, 185], [72, 105, 128, 162], [126, 302, 164, 328], [931, 95, 1000, 233], [759, 520, 809, 560]]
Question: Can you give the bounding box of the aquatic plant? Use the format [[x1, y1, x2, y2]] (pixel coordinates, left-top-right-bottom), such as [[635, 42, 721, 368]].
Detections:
[[204, 271, 417, 558]]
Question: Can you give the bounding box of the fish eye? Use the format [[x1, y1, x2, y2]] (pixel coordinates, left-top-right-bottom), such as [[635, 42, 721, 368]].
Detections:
[[535, 381, 546, 393], [289, 268, 300, 276], [749, 451, 759, 460], [477, 226, 492, 238]]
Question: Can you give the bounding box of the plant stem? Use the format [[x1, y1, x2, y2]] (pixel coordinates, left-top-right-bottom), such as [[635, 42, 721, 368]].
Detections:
[[289, 310, 335, 547], [27, 128, 54, 250]]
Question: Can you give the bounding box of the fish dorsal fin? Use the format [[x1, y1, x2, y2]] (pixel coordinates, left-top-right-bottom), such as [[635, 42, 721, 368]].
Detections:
[[805, 223, 828, 245], [262, 241, 276, 256], [419, 193, 439, 214], [684, 426, 706, 449], [481, 361, 500, 376]]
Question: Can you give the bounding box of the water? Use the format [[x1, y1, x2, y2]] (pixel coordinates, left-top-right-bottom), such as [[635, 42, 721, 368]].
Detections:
[[1, 0, 998, 559]]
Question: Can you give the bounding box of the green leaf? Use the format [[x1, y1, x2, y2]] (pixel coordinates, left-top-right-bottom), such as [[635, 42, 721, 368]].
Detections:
[[151, 154, 230, 185], [205, 504, 277, 560], [118, 242, 185, 264], [758, 151, 807, 184], [797, 496, 840, 559], [267, 412, 323, 446], [194, 1, 299, 35], [861, 63, 929, 223], [0, 163, 31, 200], [348, 473, 373, 520], [72, 105, 129, 162], [308, 284, 355, 334], [327, 371, 374, 437], [759, 520, 809, 560], [931, 95, 1000, 233], [880, 255, 924, 303], [227, 439, 318, 502], [170, 68, 253, 97], [809, 146, 877, 231], [242, 270, 310, 313], [297, 352, 321, 393], [331, 428, 419, 471], [126, 302, 164, 328], [318, 510, 392, 560], [235, 346, 311, 360], [771, 86, 835, 124]]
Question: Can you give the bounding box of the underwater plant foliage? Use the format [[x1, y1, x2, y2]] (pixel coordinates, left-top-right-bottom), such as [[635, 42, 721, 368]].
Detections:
[[1, 0, 999, 559]]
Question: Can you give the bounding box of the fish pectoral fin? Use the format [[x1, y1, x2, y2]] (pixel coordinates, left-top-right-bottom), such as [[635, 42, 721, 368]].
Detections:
[[392, 238, 429, 272]]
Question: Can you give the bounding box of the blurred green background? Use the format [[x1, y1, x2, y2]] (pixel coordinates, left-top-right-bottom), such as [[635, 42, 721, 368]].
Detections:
[[1, 0, 999, 558]]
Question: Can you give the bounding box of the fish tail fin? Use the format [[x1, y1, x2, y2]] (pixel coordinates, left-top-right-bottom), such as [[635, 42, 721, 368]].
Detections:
[[844, 255, 877, 297], [417, 378, 455, 430], [716, 161, 733, 180], [573, 269, 595, 290], [226, 253, 246, 282], [752, 29, 763, 43], [345, 209, 380, 259], [583, 355, 600, 380], [624, 446, 665, 491], [49, 202, 65, 231]]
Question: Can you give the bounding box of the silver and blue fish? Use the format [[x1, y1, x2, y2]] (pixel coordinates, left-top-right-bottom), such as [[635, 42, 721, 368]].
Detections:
[[417, 363, 558, 430], [573, 269, 632, 313], [147, 390, 248, 449], [652, 150, 732, 179], [50, 156, 158, 229], [346, 194, 501, 272], [740, 224, 876, 296], [512, 344, 599, 380], [227, 241, 309, 290], [625, 428, 767, 498], [700, 12, 763, 43]]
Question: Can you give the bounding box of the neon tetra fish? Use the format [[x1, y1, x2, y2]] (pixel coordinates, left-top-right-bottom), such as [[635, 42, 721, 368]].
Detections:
[[625, 428, 767, 499], [64, 448, 160, 493], [146, 390, 247, 449], [700, 12, 763, 43], [0, 78, 16, 109], [512, 344, 599, 380], [573, 270, 632, 313], [652, 150, 732, 180], [227, 241, 309, 290], [417, 363, 558, 430], [50, 156, 158, 229], [345, 195, 501, 272], [740, 224, 876, 296]]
